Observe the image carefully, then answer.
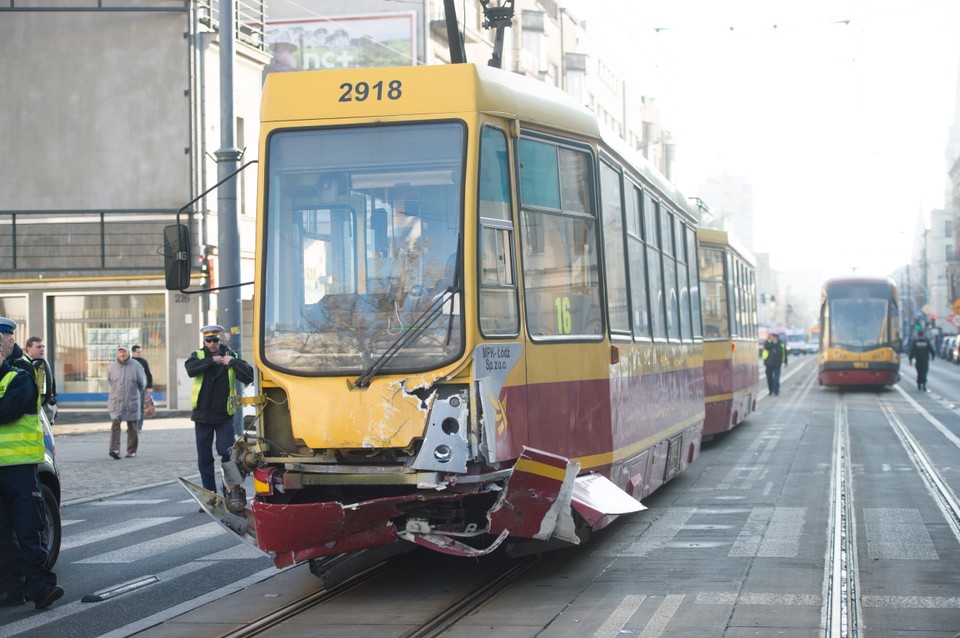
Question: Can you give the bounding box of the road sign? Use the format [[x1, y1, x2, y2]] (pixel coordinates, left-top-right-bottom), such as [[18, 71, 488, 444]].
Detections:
[[951, 314, 960, 328]]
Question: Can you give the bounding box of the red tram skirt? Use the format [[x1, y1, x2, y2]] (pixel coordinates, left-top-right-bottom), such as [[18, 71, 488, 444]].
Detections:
[[819, 369, 899, 387]]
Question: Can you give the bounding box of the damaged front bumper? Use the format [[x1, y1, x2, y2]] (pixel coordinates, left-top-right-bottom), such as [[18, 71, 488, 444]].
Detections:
[[180, 446, 645, 568]]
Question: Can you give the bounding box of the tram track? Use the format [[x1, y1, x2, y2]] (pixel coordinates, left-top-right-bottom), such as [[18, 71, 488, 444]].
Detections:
[[878, 395, 960, 543], [824, 396, 862, 638], [220, 556, 394, 638], [399, 556, 541, 638], [216, 552, 541, 638]]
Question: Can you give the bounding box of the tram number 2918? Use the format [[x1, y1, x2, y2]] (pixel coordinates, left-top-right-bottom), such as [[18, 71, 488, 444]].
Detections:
[[338, 80, 403, 103]]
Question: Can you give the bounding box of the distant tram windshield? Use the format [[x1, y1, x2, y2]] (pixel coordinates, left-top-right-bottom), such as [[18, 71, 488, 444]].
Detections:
[[827, 282, 896, 351], [261, 123, 466, 375]]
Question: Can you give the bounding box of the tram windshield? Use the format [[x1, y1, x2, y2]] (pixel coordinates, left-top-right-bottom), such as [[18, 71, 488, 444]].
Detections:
[[261, 122, 465, 375], [827, 282, 896, 351]]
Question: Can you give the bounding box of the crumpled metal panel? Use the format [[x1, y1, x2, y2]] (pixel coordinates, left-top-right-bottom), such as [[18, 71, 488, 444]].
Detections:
[[571, 472, 646, 529], [253, 490, 464, 566], [487, 446, 580, 543], [400, 529, 510, 557]]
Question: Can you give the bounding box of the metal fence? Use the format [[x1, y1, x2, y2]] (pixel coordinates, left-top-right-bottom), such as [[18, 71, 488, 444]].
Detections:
[[0, 210, 188, 274]]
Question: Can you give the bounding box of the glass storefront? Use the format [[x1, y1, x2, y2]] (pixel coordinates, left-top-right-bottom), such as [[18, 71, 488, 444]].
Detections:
[[0, 296, 27, 330], [53, 293, 166, 405]]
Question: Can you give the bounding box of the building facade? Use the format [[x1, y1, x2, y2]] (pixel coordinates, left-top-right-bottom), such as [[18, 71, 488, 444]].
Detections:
[[1, 0, 674, 409]]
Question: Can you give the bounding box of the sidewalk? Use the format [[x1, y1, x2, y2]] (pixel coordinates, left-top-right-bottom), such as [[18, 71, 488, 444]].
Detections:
[[53, 416, 202, 505]]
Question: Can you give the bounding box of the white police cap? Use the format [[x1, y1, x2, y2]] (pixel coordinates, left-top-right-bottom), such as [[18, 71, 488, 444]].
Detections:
[[0, 317, 15, 334], [201, 324, 225, 337]]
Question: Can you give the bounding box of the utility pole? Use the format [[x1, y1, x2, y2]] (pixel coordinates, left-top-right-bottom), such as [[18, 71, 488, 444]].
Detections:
[[216, 0, 244, 436]]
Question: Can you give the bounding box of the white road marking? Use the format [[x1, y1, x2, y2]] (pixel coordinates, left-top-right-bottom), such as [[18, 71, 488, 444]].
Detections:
[[863, 508, 938, 560], [62, 518, 180, 550], [592, 594, 645, 638], [638, 594, 683, 638], [75, 522, 225, 564]]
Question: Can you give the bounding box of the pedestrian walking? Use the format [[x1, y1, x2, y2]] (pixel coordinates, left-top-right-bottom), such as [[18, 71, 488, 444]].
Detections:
[[762, 332, 788, 396], [908, 330, 935, 391], [185, 325, 254, 498], [0, 317, 63, 610], [131, 345, 153, 432], [107, 345, 146, 459]]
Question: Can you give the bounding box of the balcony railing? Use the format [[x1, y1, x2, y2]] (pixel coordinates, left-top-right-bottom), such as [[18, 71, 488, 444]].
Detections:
[[196, 0, 266, 52], [0, 210, 187, 274]]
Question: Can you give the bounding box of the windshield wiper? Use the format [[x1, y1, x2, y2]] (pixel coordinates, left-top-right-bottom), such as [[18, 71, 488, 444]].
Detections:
[[354, 238, 462, 389], [353, 287, 459, 388]]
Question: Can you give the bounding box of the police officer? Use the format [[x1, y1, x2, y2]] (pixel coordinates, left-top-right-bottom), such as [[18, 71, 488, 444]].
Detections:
[[184, 325, 254, 499], [762, 332, 788, 396], [0, 317, 63, 610], [909, 330, 935, 392]]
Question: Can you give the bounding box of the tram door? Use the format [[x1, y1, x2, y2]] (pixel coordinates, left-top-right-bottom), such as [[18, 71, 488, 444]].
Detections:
[[516, 136, 606, 461]]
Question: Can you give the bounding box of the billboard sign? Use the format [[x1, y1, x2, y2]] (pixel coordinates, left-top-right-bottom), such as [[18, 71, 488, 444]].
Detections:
[[264, 13, 416, 75]]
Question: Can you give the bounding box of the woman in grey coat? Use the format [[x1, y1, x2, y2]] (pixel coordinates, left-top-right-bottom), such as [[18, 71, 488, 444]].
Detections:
[[107, 344, 146, 459]]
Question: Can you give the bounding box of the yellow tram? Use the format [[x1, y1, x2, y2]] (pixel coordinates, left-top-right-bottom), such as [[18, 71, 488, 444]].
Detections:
[[697, 228, 759, 435], [172, 62, 708, 566], [818, 276, 901, 387]]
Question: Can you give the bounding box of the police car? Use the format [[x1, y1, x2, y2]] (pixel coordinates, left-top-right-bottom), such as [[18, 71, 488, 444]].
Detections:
[[38, 408, 61, 569]]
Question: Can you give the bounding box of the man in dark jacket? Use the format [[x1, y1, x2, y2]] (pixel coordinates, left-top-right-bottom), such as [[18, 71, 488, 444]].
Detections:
[[131, 345, 152, 432], [909, 330, 935, 391], [762, 332, 788, 396], [184, 325, 254, 497], [23, 337, 56, 424]]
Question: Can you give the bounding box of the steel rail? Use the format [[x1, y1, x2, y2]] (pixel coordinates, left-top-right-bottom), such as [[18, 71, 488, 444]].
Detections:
[[220, 558, 393, 638], [879, 396, 960, 542], [823, 396, 861, 638], [400, 556, 541, 638]]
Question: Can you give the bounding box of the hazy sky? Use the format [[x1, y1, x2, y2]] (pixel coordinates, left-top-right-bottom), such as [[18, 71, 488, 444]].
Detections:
[[568, 0, 960, 277]]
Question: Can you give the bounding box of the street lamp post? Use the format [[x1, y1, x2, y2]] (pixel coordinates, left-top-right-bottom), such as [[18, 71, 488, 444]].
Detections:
[[216, 0, 244, 436]]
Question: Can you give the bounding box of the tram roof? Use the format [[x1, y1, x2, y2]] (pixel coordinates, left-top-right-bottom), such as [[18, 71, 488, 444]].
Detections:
[[261, 63, 600, 139], [696, 227, 756, 267], [822, 275, 897, 288]]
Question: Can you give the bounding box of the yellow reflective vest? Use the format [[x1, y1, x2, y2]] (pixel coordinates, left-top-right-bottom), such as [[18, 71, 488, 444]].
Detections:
[[190, 349, 238, 416], [0, 370, 44, 466]]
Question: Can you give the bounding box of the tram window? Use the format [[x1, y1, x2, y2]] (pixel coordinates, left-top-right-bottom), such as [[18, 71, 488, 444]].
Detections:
[[699, 247, 728, 339], [262, 122, 466, 375], [643, 193, 666, 339], [480, 227, 518, 334], [479, 126, 519, 336], [678, 224, 693, 341], [659, 211, 680, 339], [518, 139, 560, 209], [559, 148, 593, 214], [664, 258, 680, 339], [687, 229, 702, 339], [725, 254, 736, 336], [600, 161, 630, 334], [660, 208, 675, 258], [626, 185, 650, 339], [478, 126, 511, 221], [519, 138, 601, 339]]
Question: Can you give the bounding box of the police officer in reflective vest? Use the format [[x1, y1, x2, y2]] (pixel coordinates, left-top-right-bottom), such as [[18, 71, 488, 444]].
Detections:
[[762, 332, 788, 396], [909, 330, 935, 392], [184, 325, 254, 497], [0, 317, 63, 610]]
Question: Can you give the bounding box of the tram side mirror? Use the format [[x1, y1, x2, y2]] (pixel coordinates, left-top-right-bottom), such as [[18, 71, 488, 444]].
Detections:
[[163, 223, 192, 291]]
